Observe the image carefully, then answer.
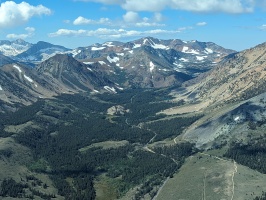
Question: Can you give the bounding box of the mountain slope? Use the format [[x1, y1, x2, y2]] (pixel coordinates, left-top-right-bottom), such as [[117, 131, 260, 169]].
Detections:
[[0, 63, 55, 111], [36, 54, 115, 93], [0, 54, 118, 112], [0, 54, 15, 67], [180, 42, 266, 106], [162, 41, 266, 148]]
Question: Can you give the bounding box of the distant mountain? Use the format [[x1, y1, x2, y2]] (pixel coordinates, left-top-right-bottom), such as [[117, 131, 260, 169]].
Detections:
[[0, 39, 32, 56], [73, 37, 235, 88], [74, 37, 235, 76], [15, 41, 70, 62]]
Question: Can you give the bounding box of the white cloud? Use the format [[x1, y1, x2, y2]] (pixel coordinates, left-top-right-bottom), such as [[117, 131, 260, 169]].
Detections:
[[75, 0, 255, 13], [154, 13, 163, 22], [76, 0, 124, 4], [73, 14, 164, 27], [6, 26, 35, 39], [48, 27, 185, 39], [196, 22, 207, 26], [260, 24, 266, 30], [122, 12, 165, 27], [135, 22, 164, 27], [0, 1, 51, 29], [25, 27, 35, 32], [123, 11, 139, 23], [73, 16, 94, 25], [73, 16, 110, 25]]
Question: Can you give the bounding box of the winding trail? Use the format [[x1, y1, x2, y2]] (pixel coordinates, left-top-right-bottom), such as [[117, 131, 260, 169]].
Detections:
[[199, 153, 238, 200], [152, 177, 170, 200], [202, 172, 207, 200], [230, 160, 238, 200]]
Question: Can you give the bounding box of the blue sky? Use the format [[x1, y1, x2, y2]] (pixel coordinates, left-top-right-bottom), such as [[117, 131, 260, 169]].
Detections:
[[0, 0, 266, 51]]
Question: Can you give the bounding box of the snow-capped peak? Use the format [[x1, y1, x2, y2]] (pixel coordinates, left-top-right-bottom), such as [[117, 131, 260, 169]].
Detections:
[[0, 40, 31, 56]]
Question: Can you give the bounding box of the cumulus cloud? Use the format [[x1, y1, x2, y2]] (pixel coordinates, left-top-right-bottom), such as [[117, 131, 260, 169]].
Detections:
[[122, 12, 165, 27], [0, 1, 51, 29], [123, 11, 140, 23], [6, 26, 35, 39], [73, 14, 164, 27], [73, 16, 110, 25], [196, 22, 207, 26], [75, 0, 255, 13], [48, 27, 186, 39]]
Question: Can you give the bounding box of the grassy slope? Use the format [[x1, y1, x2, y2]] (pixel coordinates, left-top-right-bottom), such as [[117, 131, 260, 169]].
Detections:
[[156, 151, 266, 200]]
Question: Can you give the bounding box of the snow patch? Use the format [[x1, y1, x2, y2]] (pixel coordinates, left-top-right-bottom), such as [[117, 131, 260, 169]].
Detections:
[[234, 116, 240, 121], [104, 86, 117, 93], [174, 62, 184, 68], [152, 43, 169, 50], [91, 46, 106, 51], [0, 85, 2, 91], [87, 67, 93, 71], [116, 86, 124, 90], [149, 61, 155, 72], [204, 48, 213, 54], [24, 74, 33, 83], [159, 68, 171, 71], [13, 65, 22, 73], [182, 46, 189, 52], [103, 42, 114, 47], [98, 61, 106, 65], [142, 38, 169, 49], [143, 38, 150, 45], [182, 46, 200, 54], [83, 61, 94, 64], [117, 53, 124, 56], [179, 58, 189, 62], [93, 89, 100, 93], [196, 56, 207, 61], [116, 63, 120, 67], [71, 49, 81, 57], [107, 56, 119, 63], [128, 50, 133, 54], [133, 43, 141, 49]]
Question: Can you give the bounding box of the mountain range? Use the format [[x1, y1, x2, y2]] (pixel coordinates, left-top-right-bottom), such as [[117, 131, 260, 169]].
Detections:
[[1, 37, 266, 200], [0, 37, 235, 112]]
